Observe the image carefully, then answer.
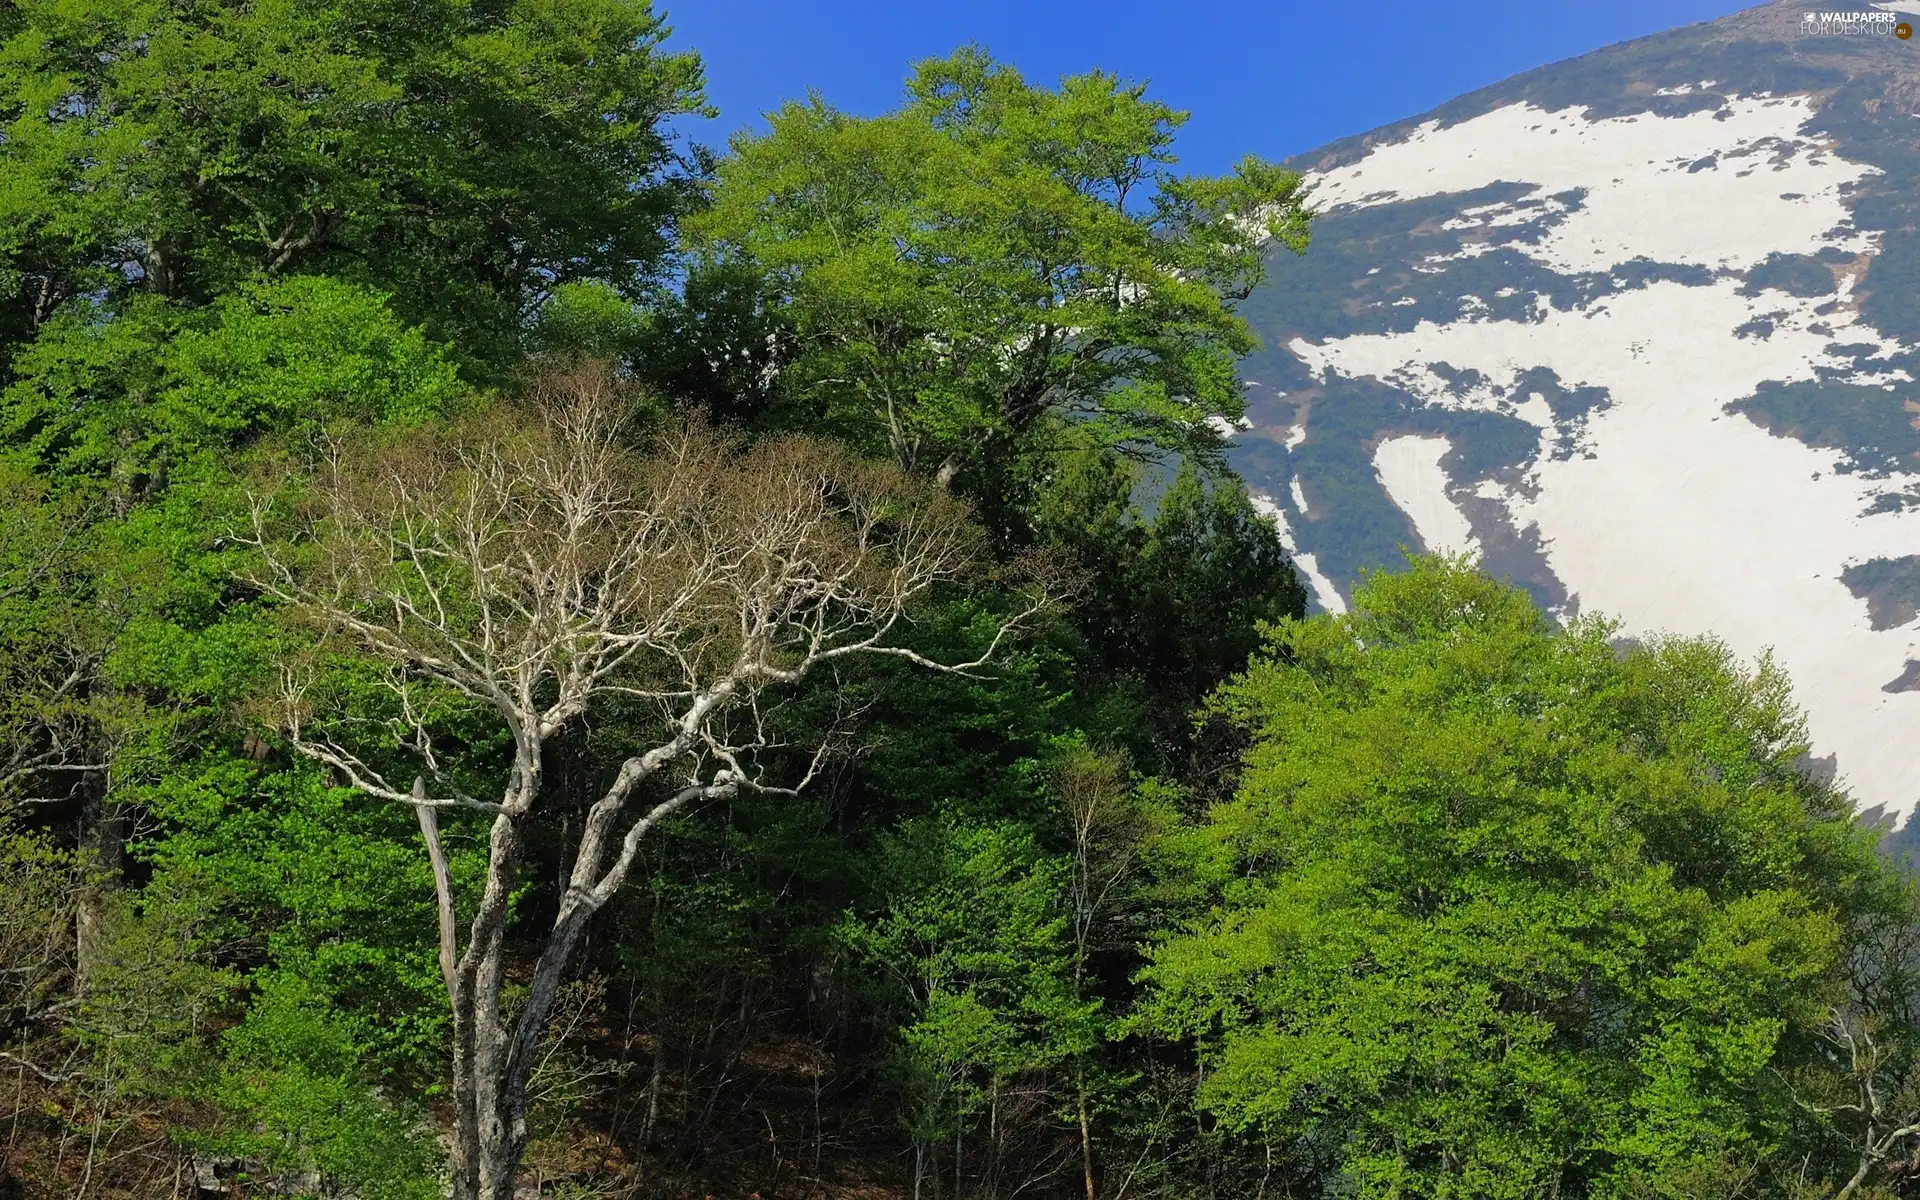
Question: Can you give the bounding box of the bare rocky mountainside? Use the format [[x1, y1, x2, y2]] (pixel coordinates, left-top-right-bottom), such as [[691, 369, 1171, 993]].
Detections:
[[1231, 0, 1920, 817]]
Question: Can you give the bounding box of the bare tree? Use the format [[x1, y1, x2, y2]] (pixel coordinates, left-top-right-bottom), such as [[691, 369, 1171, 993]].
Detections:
[[0, 469, 117, 810], [1795, 1007, 1920, 1199], [1052, 745, 1166, 1200], [1782, 886, 1920, 1200], [243, 368, 1049, 1200]]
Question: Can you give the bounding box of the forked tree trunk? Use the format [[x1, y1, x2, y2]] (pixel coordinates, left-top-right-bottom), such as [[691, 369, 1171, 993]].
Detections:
[[431, 774, 727, 1199]]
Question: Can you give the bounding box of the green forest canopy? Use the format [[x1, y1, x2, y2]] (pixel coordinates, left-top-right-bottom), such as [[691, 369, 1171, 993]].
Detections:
[[1, 3, 1917, 1199]]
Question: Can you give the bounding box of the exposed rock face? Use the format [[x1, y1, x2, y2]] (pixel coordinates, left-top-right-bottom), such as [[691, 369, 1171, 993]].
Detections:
[[1232, 0, 1920, 813]]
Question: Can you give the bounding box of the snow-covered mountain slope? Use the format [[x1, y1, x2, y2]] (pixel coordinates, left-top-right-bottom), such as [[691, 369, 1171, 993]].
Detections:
[[1230, 0, 1920, 815]]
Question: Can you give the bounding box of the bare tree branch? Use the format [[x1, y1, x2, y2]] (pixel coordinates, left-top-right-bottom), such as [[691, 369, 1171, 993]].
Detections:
[[240, 364, 1051, 1200]]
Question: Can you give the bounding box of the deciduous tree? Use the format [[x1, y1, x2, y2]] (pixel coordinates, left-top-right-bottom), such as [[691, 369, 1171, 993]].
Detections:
[[245, 369, 1048, 1199], [685, 47, 1311, 491], [0, 0, 706, 362], [1137, 558, 1902, 1198]]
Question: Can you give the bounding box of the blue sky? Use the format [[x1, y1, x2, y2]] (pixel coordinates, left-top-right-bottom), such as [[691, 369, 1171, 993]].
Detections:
[[664, 1, 1754, 172]]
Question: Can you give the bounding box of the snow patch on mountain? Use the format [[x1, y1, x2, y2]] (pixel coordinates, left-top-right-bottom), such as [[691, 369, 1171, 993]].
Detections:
[[1249, 494, 1348, 615], [1373, 435, 1479, 556], [1307, 95, 1880, 274], [1286, 95, 1920, 814]]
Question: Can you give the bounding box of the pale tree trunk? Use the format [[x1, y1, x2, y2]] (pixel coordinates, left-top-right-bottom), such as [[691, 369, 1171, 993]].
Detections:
[[431, 772, 730, 1199], [74, 795, 127, 993], [415, 776, 556, 1200], [1077, 1065, 1097, 1200], [430, 797, 534, 1200], [642, 1026, 665, 1146], [1052, 747, 1135, 1200]]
